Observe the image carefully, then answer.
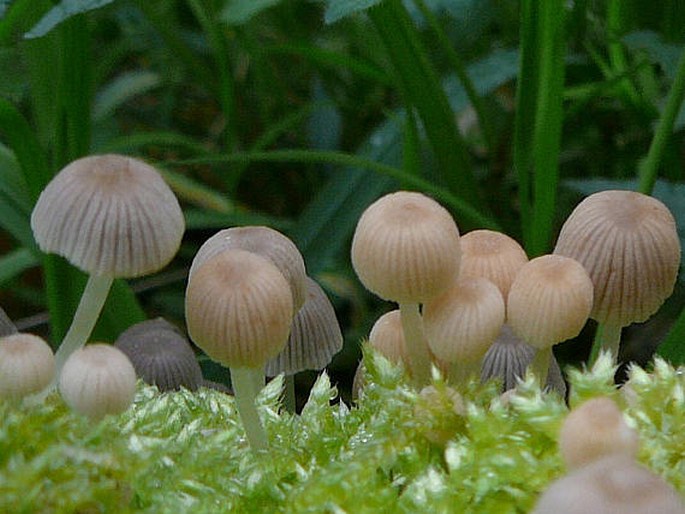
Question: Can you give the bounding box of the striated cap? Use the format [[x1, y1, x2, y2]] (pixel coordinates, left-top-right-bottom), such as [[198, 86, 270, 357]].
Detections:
[[114, 318, 203, 392], [423, 276, 505, 364], [460, 229, 528, 298], [265, 277, 343, 376], [0, 333, 55, 401], [31, 154, 184, 278], [59, 343, 137, 420], [351, 191, 461, 303], [185, 249, 293, 369], [189, 226, 306, 314], [559, 397, 639, 470], [554, 190, 680, 327], [507, 255, 593, 349]]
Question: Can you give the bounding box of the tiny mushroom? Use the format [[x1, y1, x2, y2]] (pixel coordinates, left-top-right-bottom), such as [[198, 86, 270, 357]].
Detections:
[[31, 154, 185, 380], [554, 190, 681, 361], [0, 333, 55, 402], [115, 318, 203, 392], [507, 255, 593, 385], [185, 249, 293, 451], [351, 191, 461, 385], [368, 309, 409, 368], [59, 343, 137, 420]]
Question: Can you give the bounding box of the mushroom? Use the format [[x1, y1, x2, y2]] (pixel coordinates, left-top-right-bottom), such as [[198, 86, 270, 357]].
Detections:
[[30, 154, 185, 380], [507, 255, 593, 385], [559, 397, 639, 470], [459, 229, 528, 298], [553, 190, 681, 361], [59, 343, 137, 420], [185, 249, 293, 451], [0, 333, 55, 402], [367, 309, 408, 368], [532, 455, 685, 514], [114, 318, 203, 392], [351, 191, 461, 385], [0, 306, 17, 337], [423, 276, 505, 386]]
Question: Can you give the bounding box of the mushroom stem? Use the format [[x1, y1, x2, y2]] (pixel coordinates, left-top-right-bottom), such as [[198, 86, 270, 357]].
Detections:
[[283, 375, 297, 413], [448, 360, 481, 388], [399, 302, 432, 386], [529, 347, 552, 387], [589, 324, 622, 365], [53, 274, 114, 380], [230, 366, 268, 452]]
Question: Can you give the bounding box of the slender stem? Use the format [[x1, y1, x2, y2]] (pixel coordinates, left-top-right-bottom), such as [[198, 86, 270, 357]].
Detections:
[[399, 302, 432, 386], [282, 375, 297, 413], [529, 347, 552, 387], [448, 359, 481, 389], [590, 323, 622, 365], [53, 274, 114, 377], [230, 366, 268, 452]]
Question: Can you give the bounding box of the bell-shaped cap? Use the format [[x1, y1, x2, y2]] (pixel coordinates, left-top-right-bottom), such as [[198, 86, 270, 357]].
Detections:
[[554, 190, 680, 327], [367, 309, 407, 366], [559, 397, 639, 470], [0, 306, 17, 337], [0, 333, 55, 400], [185, 249, 293, 369], [460, 229, 528, 298], [31, 154, 185, 278], [507, 255, 593, 349], [423, 276, 505, 364], [351, 191, 461, 303], [115, 318, 203, 392], [189, 226, 306, 313], [265, 277, 343, 376], [59, 343, 137, 420]]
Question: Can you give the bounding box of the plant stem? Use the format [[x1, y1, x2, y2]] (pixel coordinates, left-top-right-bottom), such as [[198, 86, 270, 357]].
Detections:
[[231, 366, 268, 452], [529, 347, 552, 387], [53, 274, 114, 378], [638, 48, 685, 194], [399, 302, 431, 386]]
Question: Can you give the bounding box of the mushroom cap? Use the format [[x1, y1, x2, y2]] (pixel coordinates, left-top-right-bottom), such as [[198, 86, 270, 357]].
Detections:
[[114, 318, 203, 392], [480, 324, 567, 395], [189, 226, 307, 313], [559, 397, 639, 470], [0, 306, 17, 337], [423, 276, 505, 364], [367, 309, 407, 366], [554, 190, 680, 327], [351, 191, 461, 303], [185, 249, 293, 369], [265, 277, 343, 376], [460, 229, 528, 298], [532, 455, 685, 514], [0, 333, 55, 400], [507, 255, 593, 349], [59, 343, 137, 420], [31, 154, 185, 278]]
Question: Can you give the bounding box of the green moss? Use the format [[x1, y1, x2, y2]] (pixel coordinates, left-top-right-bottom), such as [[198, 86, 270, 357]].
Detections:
[[1, 352, 684, 513]]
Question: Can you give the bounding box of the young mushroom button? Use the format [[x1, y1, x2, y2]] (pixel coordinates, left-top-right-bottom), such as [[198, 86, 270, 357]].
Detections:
[[31, 154, 185, 380], [0, 333, 55, 402]]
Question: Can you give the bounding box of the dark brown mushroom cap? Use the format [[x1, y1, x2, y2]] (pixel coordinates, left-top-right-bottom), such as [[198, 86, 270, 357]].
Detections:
[[0, 306, 17, 337], [31, 154, 185, 278], [554, 190, 681, 327], [480, 324, 566, 395], [265, 277, 343, 376], [114, 318, 203, 392], [189, 226, 307, 313]]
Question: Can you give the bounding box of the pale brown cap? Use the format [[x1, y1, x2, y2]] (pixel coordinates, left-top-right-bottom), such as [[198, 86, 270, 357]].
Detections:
[[559, 397, 639, 470], [554, 190, 680, 327], [368, 309, 407, 366], [189, 226, 306, 313], [351, 191, 461, 303], [423, 276, 505, 364], [265, 277, 343, 376], [0, 333, 55, 400], [460, 229, 528, 298], [59, 343, 137, 420], [507, 255, 593, 349], [185, 249, 293, 369], [31, 154, 185, 277], [532, 455, 685, 514]]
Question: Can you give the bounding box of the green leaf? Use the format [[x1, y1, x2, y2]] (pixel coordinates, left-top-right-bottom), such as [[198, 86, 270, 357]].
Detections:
[[92, 70, 160, 122], [0, 247, 38, 286], [623, 30, 682, 82], [221, 0, 282, 25], [24, 0, 114, 39], [324, 0, 381, 24]]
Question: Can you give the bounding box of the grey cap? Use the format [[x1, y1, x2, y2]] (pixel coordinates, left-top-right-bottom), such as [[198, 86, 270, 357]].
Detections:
[[0, 306, 17, 337]]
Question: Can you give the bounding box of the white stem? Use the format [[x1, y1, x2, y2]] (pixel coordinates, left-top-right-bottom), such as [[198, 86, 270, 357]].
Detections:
[[529, 347, 552, 387], [231, 366, 268, 452], [53, 274, 114, 380], [399, 302, 432, 386]]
